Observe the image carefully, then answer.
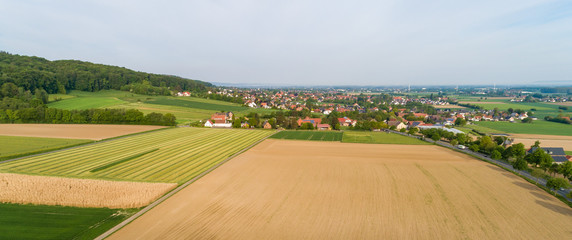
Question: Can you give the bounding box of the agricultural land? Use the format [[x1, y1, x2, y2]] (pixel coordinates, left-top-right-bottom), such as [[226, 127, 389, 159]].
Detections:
[[47, 90, 276, 124], [0, 173, 176, 208], [0, 124, 165, 140], [270, 130, 342, 141], [108, 140, 572, 239], [473, 120, 572, 136], [0, 127, 274, 183], [0, 203, 137, 240], [342, 131, 429, 144], [0, 135, 91, 160]]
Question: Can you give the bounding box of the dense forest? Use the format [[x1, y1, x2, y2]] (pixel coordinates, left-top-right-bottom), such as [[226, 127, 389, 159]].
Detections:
[[0, 51, 212, 95]]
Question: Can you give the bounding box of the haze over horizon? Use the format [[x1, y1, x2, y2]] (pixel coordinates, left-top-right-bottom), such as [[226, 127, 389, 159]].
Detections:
[[1, 0, 571, 86]]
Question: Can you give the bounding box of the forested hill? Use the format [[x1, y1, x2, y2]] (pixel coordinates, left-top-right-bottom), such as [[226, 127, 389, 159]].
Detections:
[[0, 51, 213, 94]]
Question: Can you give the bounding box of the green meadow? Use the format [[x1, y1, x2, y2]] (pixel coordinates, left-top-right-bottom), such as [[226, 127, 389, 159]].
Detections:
[[342, 131, 429, 145], [473, 120, 572, 136], [47, 90, 274, 124], [0, 203, 136, 240], [270, 131, 343, 141], [0, 135, 92, 160]]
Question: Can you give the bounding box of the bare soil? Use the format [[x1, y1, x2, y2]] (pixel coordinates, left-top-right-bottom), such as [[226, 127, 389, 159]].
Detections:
[[109, 140, 572, 239], [0, 124, 165, 140], [0, 173, 176, 208]]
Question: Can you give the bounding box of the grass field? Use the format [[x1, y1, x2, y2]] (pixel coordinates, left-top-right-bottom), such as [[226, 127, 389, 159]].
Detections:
[[0, 136, 91, 160], [0, 203, 137, 240], [342, 131, 430, 144], [566, 151, 572, 155], [474, 121, 572, 136], [270, 131, 343, 141], [47, 90, 274, 124], [0, 128, 274, 183], [108, 140, 572, 239]]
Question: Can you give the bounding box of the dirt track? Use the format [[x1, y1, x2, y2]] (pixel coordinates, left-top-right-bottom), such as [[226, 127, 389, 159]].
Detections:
[[108, 140, 572, 239], [0, 124, 164, 140]]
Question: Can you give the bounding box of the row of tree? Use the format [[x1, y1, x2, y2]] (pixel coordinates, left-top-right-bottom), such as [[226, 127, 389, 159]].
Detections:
[[0, 107, 176, 126]]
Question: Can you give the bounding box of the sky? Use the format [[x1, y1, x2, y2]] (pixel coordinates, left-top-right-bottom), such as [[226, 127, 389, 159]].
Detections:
[[1, 0, 571, 86]]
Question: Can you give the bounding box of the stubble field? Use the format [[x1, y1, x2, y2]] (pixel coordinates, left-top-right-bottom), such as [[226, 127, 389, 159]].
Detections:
[[510, 134, 572, 151], [108, 140, 572, 239]]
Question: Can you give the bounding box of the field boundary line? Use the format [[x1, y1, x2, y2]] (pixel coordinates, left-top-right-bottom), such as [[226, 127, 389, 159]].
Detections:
[[95, 130, 279, 240], [0, 127, 171, 165]]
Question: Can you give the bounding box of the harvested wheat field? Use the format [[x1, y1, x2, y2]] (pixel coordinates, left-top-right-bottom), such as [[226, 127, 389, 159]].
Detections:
[[108, 139, 572, 239], [0, 124, 165, 140], [510, 134, 572, 151], [0, 173, 176, 208]]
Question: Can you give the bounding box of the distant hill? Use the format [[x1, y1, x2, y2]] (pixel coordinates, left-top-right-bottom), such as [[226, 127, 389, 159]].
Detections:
[[0, 51, 212, 94]]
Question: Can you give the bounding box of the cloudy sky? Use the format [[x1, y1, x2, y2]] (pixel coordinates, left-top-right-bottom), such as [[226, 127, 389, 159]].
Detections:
[[1, 0, 571, 86]]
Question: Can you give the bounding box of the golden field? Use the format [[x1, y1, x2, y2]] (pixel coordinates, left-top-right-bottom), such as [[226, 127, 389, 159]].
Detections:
[[108, 140, 572, 239], [0, 173, 176, 208]]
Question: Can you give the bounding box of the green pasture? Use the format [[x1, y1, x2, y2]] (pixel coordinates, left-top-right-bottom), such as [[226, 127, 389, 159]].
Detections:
[[270, 131, 343, 141], [473, 120, 572, 136], [47, 97, 127, 110], [342, 131, 429, 145], [47, 90, 277, 124], [0, 128, 274, 184], [0, 203, 136, 240], [462, 124, 506, 134], [144, 98, 247, 112], [566, 151, 572, 156], [0, 136, 92, 160]]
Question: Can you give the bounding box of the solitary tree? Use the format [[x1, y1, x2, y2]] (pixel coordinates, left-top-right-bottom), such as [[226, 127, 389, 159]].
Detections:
[[531, 169, 545, 184], [546, 178, 570, 191]]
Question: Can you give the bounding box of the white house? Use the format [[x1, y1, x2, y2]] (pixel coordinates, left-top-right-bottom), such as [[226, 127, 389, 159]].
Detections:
[[204, 120, 214, 127]]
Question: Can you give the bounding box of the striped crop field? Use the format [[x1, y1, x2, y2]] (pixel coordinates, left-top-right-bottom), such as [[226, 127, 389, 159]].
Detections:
[[0, 128, 274, 184]]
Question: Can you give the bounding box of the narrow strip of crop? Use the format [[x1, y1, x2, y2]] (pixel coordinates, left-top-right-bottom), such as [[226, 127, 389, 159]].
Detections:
[[90, 148, 160, 173]]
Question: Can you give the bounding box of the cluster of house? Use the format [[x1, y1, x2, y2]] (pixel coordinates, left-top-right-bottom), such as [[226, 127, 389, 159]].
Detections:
[[203, 112, 233, 128]]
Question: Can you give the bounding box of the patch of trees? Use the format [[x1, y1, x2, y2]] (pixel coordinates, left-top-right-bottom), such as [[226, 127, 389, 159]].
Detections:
[[0, 107, 176, 126], [540, 87, 572, 94], [0, 51, 212, 94], [544, 116, 572, 125], [456, 103, 483, 110]]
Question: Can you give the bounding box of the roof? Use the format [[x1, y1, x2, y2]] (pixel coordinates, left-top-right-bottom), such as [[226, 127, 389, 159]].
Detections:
[[528, 147, 566, 156], [553, 156, 569, 163]]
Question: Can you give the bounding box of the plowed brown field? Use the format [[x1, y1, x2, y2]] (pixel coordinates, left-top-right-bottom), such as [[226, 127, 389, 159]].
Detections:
[[0, 124, 164, 140], [109, 140, 572, 239], [0, 173, 176, 208]]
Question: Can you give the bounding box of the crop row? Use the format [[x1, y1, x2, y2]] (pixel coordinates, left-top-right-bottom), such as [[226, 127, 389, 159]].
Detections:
[[0, 128, 274, 183]]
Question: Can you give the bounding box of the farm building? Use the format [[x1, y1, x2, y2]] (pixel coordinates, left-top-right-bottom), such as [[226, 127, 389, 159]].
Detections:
[[527, 147, 570, 164], [317, 124, 331, 131], [204, 120, 214, 128], [387, 120, 407, 130], [263, 121, 272, 129]]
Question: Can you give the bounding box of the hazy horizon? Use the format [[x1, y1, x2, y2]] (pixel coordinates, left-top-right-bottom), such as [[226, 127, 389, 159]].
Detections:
[[1, 0, 571, 86]]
